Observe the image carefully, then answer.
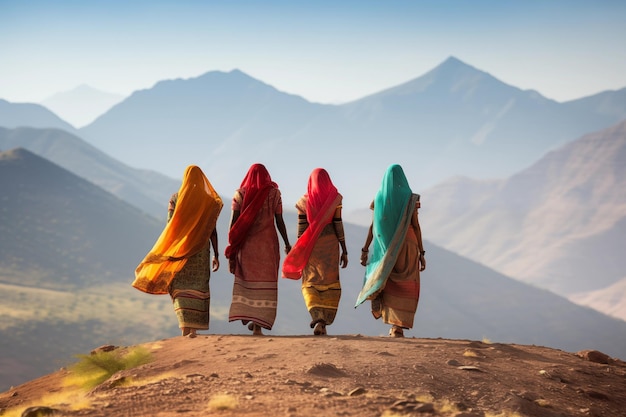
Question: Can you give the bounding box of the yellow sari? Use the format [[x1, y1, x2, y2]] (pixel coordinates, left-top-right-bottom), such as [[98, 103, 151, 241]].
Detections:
[[133, 165, 223, 294]]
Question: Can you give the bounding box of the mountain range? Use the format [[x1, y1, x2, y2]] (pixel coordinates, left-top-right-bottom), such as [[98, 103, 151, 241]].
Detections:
[[74, 56, 626, 211], [3, 56, 625, 214], [420, 119, 626, 320], [2, 147, 626, 393]]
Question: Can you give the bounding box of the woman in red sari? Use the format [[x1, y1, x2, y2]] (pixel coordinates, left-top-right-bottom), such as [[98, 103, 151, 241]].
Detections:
[[283, 168, 348, 335], [225, 164, 291, 335]]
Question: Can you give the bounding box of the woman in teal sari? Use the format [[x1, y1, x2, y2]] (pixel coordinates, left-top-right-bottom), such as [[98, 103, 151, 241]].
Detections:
[[356, 164, 426, 337]]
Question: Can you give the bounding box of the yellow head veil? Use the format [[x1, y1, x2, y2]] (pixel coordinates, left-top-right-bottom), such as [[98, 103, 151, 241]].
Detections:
[[132, 165, 223, 294]]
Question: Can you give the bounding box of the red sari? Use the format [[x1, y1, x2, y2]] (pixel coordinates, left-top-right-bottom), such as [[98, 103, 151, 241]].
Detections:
[[226, 164, 283, 330]]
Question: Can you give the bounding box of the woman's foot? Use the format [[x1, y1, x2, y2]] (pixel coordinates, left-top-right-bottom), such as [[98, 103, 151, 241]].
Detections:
[[313, 321, 327, 336], [182, 327, 197, 338], [248, 321, 264, 335], [389, 325, 404, 338]]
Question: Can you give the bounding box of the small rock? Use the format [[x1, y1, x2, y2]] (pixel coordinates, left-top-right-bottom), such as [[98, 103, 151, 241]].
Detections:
[[90, 345, 118, 355], [21, 406, 57, 417], [576, 350, 611, 364], [584, 390, 610, 401], [348, 387, 366, 396], [447, 359, 462, 366], [306, 362, 347, 377], [457, 365, 483, 372], [413, 403, 435, 413]]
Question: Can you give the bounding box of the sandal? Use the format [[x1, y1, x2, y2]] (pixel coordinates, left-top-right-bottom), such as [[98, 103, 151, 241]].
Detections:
[[313, 322, 327, 336], [389, 326, 404, 338]]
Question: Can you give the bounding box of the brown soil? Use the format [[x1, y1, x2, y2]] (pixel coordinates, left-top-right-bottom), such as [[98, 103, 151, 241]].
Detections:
[[1, 335, 625, 417]]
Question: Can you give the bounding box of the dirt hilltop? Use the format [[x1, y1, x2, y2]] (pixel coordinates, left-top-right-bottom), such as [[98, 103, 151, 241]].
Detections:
[[1, 335, 625, 417]]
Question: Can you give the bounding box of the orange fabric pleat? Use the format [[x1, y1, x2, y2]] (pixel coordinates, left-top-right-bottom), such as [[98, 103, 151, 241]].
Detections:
[[132, 165, 223, 294]]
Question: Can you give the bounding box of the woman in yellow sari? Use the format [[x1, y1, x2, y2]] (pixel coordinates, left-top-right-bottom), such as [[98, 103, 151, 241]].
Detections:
[[133, 165, 223, 338], [283, 168, 348, 335]]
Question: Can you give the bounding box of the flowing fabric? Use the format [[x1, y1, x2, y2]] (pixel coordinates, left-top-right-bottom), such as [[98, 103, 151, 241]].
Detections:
[[225, 163, 276, 261], [355, 164, 416, 306], [282, 168, 341, 279], [133, 165, 223, 295]]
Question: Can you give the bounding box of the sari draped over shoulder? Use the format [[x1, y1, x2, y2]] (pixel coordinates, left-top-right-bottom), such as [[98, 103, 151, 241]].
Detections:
[[282, 168, 341, 279], [356, 164, 418, 307], [225, 163, 276, 262], [227, 163, 283, 330], [133, 165, 223, 295]]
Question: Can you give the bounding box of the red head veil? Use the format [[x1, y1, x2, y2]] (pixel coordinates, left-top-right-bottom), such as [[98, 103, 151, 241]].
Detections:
[[282, 168, 341, 279], [225, 163, 277, 260]]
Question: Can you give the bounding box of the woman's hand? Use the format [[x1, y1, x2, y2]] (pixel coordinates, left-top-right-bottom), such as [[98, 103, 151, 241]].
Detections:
[[360, 248, 369, 266], [212, 256, 220, 272], [419, 253, 426, 271], [285, 244, 292, 254], [340, 252, 348, 268]]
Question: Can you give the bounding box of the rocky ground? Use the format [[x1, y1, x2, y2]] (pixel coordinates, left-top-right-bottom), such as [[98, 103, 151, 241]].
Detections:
[[1, 334, 625, 417]]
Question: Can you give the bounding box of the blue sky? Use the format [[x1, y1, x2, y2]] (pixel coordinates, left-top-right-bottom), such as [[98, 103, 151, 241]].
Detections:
[[1, 0, 625, 104]]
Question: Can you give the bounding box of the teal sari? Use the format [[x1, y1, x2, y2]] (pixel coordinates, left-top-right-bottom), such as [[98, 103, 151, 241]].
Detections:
[[356, 164, 418, 307]]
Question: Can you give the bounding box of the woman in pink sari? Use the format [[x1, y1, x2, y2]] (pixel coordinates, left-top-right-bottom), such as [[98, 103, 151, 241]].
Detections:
[[283, 168, 348, 335], [225, 164, 291, 335]]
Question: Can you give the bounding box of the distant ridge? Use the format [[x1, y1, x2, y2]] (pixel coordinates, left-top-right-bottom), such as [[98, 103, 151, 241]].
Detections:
[[0, 99, 76, 133], [423, 119, 626, 315], [0, 126, 180, 219], [0, 147, 162, 289]]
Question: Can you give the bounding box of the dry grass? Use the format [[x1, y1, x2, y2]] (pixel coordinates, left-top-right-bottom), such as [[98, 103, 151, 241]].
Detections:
[[207, 394, 239, 411], [1, 388, 92, 417], [64, 346, 153, 390]]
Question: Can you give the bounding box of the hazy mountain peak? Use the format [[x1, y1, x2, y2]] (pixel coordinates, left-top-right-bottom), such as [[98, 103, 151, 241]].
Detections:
[[436, 55, 476, 72], [40, 85, 125, 128]]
